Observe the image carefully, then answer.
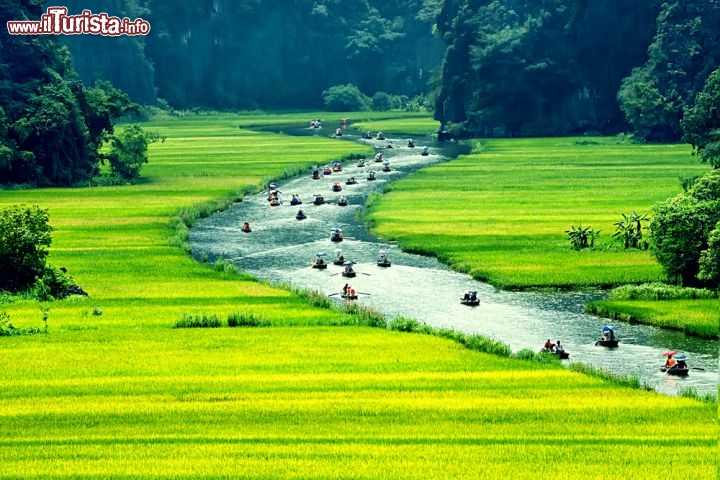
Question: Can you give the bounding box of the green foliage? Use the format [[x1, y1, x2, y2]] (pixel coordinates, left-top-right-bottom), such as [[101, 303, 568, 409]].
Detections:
[[105, 125, 163, 181], [697, 221, 720, 286], [0, 311, 40, 337], [0, 205, 52, 292], [618, 2, 719, 142], [322, 84, 371, 111], [650, 170, 720, 285], [565, 224, 600, 250], [612, 211, 649, 250], [173, 313, 222, 329], [227, 312, 271, 327], [28, 266, 75, 301], [609, 283, 718, 301], [682, 68, 720, 168]]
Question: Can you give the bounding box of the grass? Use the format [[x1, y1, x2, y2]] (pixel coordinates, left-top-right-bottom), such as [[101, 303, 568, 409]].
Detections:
[[366, 137, 710, 290], [586, 299, 720, 338], [0, 114, 716, 478], [0, 327, 715, 479]]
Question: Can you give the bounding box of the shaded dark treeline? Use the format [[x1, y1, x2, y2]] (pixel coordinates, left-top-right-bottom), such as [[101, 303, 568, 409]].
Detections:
[[58, 0, 444, 109], [434, 0, 666, 136]]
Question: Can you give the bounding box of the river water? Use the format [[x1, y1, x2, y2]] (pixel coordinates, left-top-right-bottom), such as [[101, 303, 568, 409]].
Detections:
[[190, 125, 718, 398]]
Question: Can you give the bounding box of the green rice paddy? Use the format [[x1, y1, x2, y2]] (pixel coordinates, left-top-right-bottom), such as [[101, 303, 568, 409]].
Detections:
[[0, 114, 716, 478]]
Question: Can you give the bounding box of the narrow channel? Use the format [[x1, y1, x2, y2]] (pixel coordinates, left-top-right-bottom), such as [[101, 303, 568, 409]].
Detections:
[[190, 125, 718, 398]]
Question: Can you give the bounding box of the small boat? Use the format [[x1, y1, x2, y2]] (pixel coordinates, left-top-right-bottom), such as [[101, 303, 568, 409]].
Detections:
[[330, 228, 343, 242], [241, 222, 252, 233], [376, 132, 385, 140], [332, 162, 342, 172], [345, 176, 357, 185], [341, 293, 358, 300], [331, 182, 342, 192], [357, 159, 365, 167], [323, 167, 332, 175], [361, 132, 372, 140], [269, 198, 281, 207], [377, 251, 391, 267], [341, 261, 356, 278], [386, 143, 394, 149], [296, 210, 307, 220], [421, 146, 429, 156], [335, 128, 343, 137], [661, 352, 689, 376], [460, 291, 480, 306], [337, 196, 348, 206], [333, 249, 345, 266], [407, 139, 415, 148], [312, 170, 321, 180], [313, 194, 325, 205], [367, 171, 376, 181], [290, 195, 302, 206], [540, 348, 570, 360], [661, 365, 690, 376], [596, 326, 619, 348], [311, 252, 328, 269], [374, 153, 383, 163], [382, 162, 391, 172]]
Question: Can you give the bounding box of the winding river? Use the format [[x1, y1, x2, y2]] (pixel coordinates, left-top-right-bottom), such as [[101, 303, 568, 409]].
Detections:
[[190, 125, 718, 398]]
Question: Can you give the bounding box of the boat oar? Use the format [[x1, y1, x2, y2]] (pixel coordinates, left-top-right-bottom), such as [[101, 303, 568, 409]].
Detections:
[[357, 292, 371, 295], [328, 293, 340, 297], [360, 272, 372, 276], [692, 367, 706, 371]]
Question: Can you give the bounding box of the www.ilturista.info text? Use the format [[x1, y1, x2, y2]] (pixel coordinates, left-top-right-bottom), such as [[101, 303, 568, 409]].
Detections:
[[7, 7, 150, 36]]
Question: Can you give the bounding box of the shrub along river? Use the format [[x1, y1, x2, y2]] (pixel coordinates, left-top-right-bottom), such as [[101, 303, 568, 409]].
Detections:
[[190, 125, 718, 398]]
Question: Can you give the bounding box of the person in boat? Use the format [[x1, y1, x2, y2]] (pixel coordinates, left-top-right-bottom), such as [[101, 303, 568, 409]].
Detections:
[[342, 283, 349, 295], [421, 146, 429, 156], [407, 139, 415, 148], [337, 196, 348, 206], [335, 128, 343, 136], [357, 159, 365, 167], [344, 263, 354, 274], [312, 169, 321, 180], [555, 340, 565, 354], [374, 152, 383, 163], [543, 339, 555, 352], [469, 291, 477, 302], [296, 209, 306, 220], [664, 354, 676, 370], [367, 170, 376, 180], [348, 287, 356, 297], [242, 222, 251, 232], [376, 132, 385, 140]]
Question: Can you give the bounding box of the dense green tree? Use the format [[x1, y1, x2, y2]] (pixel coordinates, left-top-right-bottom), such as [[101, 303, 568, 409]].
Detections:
[[682, 68, 720, 168], [0, 205, 53, 292], [650, 170, 720, 285], [105, 125, 161, 181], [434, 0, 661, 136], [618, 1, 720, 141], [322, 84, 371, 111], [698, 221, 720, 286]]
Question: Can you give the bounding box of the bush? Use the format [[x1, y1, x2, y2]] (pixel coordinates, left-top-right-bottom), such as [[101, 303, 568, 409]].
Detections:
[[0, 205, 53, 292], [0, 311, 40, 337], [173, 313, 221, 329], [371, 91, 391, 111], [322, 84, 370, 111], [227, 312, 270, 327], [609, 282, 718, 301]]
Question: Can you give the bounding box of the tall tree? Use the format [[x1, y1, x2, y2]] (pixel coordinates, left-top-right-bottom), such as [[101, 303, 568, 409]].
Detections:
[[618, 1, 720, 141], [682, 68, 720, 168]]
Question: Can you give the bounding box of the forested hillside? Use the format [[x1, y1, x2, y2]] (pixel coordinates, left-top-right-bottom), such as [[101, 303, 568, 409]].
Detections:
[[434, 0, 719, 138], [58, 0, 444, 109]]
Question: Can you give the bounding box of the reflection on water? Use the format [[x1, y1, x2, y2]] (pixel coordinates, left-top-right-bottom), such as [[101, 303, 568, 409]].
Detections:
[[191, 126, 718, 398]]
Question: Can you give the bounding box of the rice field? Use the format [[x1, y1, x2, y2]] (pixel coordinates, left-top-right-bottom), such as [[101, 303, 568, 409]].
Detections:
[[0, 115, 716, 478], [366, 137, 710, 289], [0, 327, 715, 479]]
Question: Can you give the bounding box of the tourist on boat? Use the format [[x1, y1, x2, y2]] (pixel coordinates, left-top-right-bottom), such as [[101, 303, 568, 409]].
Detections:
[[335, 128, 343, 137], [407, 139, 415, 148], [469, 291, 477, 302], [290, 194, 302, 205], [664, 354, 676, 369], [543, 339, 555, 352], [241, 222, 251, 232], [296, 209, 306, 220], [344, 262, 354, 274], [324, 166, 332, 175], [374, 152, 383, 163], [342, 283, 349, 295], [555, 340, 565, 354], [421, 146, 429, 156], [349, 287, 356, 297], [312, 169, 321, 180], [376, 132, 385, 140]]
